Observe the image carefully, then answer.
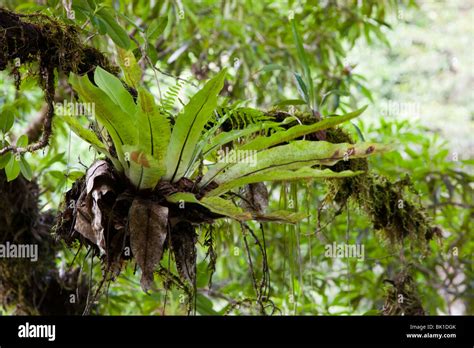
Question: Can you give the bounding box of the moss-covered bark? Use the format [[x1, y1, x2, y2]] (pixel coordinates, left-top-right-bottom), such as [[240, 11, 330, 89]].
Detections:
[[0, 173, 88, 314]]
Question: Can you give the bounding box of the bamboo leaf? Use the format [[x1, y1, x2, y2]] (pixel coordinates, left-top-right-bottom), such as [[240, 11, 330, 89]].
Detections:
[[294, 72, 310, 104], [147, 17, 168, 41], [257, 63, 288, 73]]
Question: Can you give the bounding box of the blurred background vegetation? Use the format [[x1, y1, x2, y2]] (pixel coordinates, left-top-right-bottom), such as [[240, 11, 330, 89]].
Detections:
[[0, 0, 472, 315]]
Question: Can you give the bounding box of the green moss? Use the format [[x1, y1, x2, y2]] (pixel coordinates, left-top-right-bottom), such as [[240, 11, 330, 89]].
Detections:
[[0, 9, 118, 93], [325, 127, 433, 248]]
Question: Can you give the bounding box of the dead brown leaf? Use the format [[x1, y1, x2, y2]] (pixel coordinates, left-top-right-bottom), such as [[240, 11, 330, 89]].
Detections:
[[129, 198, 169, 292], [73, 160, 116, 254]]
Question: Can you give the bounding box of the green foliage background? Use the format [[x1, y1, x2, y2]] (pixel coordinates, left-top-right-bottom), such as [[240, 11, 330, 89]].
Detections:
[[0, 0, 472, 315]]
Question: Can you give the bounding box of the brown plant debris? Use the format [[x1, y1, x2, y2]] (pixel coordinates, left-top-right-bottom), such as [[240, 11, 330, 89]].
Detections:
[[55, 159, 221, 292], [74, 160, 118, 254], [170, 221, 198, 287], [129, 198, 168, 292]]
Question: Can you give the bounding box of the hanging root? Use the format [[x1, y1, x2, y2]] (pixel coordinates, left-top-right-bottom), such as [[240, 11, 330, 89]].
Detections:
[[240, 222, 273, 315]]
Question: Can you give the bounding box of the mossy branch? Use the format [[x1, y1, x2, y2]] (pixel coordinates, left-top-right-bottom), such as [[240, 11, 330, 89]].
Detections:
[[0, 8, 118, 156]]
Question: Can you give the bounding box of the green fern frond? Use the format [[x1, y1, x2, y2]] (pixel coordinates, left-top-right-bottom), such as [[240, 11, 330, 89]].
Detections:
[[162, 79, 184, 114]]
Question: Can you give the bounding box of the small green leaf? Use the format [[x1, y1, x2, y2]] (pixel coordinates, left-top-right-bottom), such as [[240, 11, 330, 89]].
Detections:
[[66, 170, 85, 181], [147, 17, 168, 41], [16, 134, 28, 148], [196, 294, 219, 315], [96, 8, 131, 49], [49, 170, 65, 180], [0, 153, 12, 169], [0, 109, 15, 133], [146, 45, 159, 65], [19, 156, 33, 181], [5, 155, 20, 182], [253, 210, 308, 224], [294, 73, 309, 104], [351, 122, 365, 142]]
